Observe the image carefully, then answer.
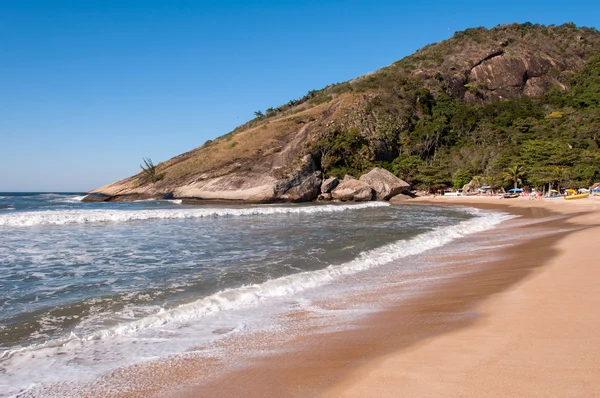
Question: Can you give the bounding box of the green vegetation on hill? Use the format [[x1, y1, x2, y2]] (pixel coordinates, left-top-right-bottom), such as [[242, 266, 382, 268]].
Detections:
[[119, 23, 600, 197], [295, 23, 600, 192], [310, 54, 600, 191]]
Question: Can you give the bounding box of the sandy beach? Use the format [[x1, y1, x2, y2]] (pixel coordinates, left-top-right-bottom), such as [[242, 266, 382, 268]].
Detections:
[[149, 195, 599, 397], [324, 195, 600, 397]]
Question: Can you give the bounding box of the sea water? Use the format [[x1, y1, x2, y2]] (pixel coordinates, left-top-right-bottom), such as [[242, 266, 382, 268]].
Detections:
[[0, 193, 513, 396]]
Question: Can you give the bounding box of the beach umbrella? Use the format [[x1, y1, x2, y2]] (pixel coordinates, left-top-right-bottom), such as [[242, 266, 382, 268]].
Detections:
[[508, 188, 524, 193]]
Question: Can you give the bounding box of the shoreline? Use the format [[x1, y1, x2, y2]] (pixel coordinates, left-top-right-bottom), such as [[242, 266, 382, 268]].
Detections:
[[323, 196, 600, 397], [170, 196, 600, 397], [22, 196, 599, 396]]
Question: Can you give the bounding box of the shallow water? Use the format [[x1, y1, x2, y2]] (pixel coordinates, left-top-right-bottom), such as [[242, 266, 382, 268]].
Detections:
[[0, 193, 512, 396]]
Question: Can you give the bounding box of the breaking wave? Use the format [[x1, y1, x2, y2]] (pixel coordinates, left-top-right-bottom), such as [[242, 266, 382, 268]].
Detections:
[[0, 202, 388, 227]]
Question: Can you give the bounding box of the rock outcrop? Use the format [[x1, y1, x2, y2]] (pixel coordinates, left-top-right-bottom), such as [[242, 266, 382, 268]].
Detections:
[[359, 167, 410, 200], [320, 177, 339, 194], [331, 179, 373, 202], [389, 192, 415, 203], [81, 193, 113, 202]]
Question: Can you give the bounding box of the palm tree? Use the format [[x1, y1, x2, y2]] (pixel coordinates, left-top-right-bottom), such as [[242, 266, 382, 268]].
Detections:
[[548, 166, 570, 192], [503, 165, 525, 189]]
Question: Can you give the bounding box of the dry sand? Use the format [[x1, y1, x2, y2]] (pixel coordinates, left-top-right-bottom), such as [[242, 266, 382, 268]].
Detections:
[[325, 195, 600, 397]]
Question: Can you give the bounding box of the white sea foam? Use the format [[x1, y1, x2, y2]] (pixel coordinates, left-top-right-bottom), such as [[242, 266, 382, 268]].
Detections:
[[133, 198, 183, 205], [61, 195, 87, 203], [0, 207, 515, 396], [0, 208, 512, 358], [0, 202, 388, 227]]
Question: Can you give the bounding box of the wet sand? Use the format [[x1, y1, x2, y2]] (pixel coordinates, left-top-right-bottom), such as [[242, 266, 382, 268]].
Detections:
[[168, 196, 600, 397], [324, 195, 600, 397]]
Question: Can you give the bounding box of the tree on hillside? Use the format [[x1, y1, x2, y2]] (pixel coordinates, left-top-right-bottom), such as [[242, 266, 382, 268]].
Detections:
[[452, 169, 472, 190], [547, 166, 573, 191], [503, 164, 525, 189], [140, 158, 164, 184]]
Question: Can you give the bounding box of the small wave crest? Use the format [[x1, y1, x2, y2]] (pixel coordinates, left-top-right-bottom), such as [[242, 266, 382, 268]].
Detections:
[[59, 195, 87, 203], [0, 202, 388, 227], [132, 198, 183, 205]]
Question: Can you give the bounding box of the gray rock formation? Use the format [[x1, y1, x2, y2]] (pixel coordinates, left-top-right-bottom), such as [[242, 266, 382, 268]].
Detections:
[[359, 167, 410, 200], [321, 177, 339, 193], [81, 193, 112, 202], [279, 171, 322, 202], [389, 192, 415, 203], [317, 193, 332, 201], [331, 179, 373, 202], [275, 154, 322, 202]]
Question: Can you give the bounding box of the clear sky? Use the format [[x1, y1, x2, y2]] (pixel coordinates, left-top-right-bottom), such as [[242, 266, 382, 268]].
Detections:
[[1, 0, 599, 192]]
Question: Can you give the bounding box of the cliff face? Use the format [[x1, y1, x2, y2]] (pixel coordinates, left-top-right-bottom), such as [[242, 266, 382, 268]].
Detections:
[[402, 23, 599, 103], [89, 23, 600, 202]]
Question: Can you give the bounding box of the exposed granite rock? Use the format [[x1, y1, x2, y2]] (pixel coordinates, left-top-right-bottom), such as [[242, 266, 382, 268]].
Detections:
[[165, 167, 271, 202], [466, 52, 558, 101], [83, 192, 176, 202], [275, 154, 322, 202], [321, 177, 339, 193], [331, 179, 373, 202], [279, 170, 322, 202], [81, 193, 112, 202], [389, 192, 416, 203], [89, 122, 323, 203], [317, 193, 332, 201], [359, 167, 410, 200]]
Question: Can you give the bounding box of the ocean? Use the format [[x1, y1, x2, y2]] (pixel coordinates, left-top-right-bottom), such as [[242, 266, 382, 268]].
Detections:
[[0, 192, 513, 396]]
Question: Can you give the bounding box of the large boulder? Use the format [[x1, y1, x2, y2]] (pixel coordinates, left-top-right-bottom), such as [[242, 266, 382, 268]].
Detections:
[[82, 193, 113, 202], [321, 177, 339, 193], [280, 171, 322, 202], [275, 154, 322, 202], [317, 193, 332, 201], [331, 179, 373, 202], [389, 192, 416, 203], [359, 168, 410, 200]]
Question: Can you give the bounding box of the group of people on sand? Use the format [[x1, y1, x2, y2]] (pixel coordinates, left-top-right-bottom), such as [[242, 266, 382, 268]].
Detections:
[[527, 190, 544, 200]]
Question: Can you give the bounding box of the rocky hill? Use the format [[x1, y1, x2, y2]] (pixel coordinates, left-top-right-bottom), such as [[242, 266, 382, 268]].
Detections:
[[88, 22, 600, 202]]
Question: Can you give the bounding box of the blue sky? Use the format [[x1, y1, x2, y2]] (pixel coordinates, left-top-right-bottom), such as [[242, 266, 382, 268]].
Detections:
[[1, 0, 599, 191]]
